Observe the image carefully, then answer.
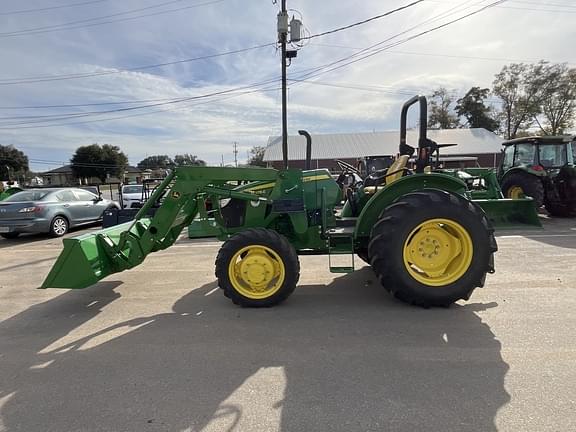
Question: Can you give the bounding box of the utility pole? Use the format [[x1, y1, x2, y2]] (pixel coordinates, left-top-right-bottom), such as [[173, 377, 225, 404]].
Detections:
[[278, 0, 289, 169], [221, 154, 224, 167], [233, 142, 238, 167]]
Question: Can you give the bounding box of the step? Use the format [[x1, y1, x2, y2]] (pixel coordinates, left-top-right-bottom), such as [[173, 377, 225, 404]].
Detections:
[[334, 217, 357, 228], [327, 226, 355, 238], [327, 227, 354, 274]]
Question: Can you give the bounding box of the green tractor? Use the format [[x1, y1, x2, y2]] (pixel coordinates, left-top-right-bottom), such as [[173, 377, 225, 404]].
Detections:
[[42, 96, 538, 308], [498, 135, 576, 217], [0, 185, 23, 201]]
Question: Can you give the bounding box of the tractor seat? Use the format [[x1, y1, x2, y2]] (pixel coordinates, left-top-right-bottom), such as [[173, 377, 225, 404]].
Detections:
[[364, 155, 410, 195]]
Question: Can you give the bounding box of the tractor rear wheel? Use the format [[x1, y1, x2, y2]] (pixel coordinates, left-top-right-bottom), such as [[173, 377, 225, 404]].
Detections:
[[544, 201, 576, 217], [368, 190, 497, 307], [501, 172, 544, 208], [215, 228, 300, 307]]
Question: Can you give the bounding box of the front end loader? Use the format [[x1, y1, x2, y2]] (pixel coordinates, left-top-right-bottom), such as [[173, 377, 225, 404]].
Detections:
[[42, 96, 539, 308]]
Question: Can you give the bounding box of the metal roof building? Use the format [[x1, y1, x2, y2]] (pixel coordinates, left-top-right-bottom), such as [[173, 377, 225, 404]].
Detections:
[[264, 129, 503, 165]]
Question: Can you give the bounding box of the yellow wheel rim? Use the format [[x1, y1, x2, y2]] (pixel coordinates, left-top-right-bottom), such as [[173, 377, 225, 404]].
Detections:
[[228, 245, 286, 299], [508, 186, 524, 199], [403, 218, 473, 287]]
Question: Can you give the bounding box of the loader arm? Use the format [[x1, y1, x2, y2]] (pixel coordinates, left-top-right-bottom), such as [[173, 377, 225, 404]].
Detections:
[[42, 167, 280, 289]]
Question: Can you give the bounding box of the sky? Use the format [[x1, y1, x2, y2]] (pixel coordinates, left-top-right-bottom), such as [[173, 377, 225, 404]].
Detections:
[[0, 0, 575, 172]]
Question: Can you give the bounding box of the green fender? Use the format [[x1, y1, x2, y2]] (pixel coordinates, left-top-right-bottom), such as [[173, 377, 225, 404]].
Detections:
[[354, 174, 468, 239], [500, 166, 547, 182], [0, 187, 23, 201]]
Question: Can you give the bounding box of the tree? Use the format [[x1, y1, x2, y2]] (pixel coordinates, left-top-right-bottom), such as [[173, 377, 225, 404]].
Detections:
[[492, 61, 550, 139], [534, 64, 576, 135], [137, 155, 174, 170], [71, 144, 128, 183], [0, 145, 29, 180], [174, 154, 206, 166], [427, 87, 460, 129], [247, 146, 266, 167], [455, 87, 499, 132]]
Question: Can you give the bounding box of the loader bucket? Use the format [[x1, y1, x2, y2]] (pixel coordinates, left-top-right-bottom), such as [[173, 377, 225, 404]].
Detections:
[[474, 198, 542, 230], [41, 221, 143, 289]]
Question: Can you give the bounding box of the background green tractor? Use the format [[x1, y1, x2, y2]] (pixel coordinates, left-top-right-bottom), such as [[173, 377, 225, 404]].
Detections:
[[43, 95, 540, 309], [0, 185, 24, 201], [498, 136, 576, 217]]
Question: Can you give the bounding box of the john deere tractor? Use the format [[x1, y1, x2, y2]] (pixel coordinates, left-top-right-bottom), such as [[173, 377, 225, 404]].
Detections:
[[42, 96, 538, 308], [498, 135, 576, 217], [0, 184, 23, 201]]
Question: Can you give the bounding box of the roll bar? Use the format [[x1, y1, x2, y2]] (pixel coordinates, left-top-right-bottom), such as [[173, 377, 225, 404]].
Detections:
[[399, 95, 436, 173]]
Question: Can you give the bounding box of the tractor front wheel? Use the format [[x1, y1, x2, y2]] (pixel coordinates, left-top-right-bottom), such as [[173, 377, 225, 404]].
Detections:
[[501, 172, 544, 208], [368, 190, 497, 307], [215, 228, 300, 307]]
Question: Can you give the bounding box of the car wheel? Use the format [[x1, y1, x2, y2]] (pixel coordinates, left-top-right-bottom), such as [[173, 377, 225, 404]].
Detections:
[[49, 216, 69, 237]]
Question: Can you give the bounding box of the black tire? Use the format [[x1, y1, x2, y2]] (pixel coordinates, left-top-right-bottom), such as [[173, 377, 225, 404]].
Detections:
[[49, 215, 69, 237], [100, 205, 118, 220], [501, 172, 545, 208], [544, 201, 576, 217], [1, 232, 20, 239], [215, 228, 300, 307], [357, 249, 370, 265], [368, 189, 497, 308]]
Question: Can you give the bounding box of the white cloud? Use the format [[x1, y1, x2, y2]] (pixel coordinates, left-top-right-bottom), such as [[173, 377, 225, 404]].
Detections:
[[0, 0, 574, 171]]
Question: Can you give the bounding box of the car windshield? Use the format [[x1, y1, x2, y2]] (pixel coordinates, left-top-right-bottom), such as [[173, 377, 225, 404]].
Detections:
[[123, 186, 142, 194], [539, 144, 567, 168], [3, 190, 49, 202]]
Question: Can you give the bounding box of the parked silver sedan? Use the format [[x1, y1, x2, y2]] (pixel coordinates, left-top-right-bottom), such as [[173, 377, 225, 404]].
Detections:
[[0, 188, 120, 239]]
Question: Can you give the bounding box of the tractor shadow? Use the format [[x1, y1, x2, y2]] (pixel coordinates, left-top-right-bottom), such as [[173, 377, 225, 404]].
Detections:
[[0, 269, 510, 432]]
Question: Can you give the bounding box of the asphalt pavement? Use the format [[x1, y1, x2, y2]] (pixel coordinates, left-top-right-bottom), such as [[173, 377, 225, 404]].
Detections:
[[0, 217, 575, 432]]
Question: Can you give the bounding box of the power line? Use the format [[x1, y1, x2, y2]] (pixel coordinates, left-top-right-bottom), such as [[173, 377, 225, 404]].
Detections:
[[0, 0, 109, 16], [0, 97, 189, 110], [0, 0, 441, 87], [309, 43, 575, 66], [0, 0, 227, 38], [0, 43, 275, 86], [0, 78, 280, 126], [0, 155, 124, 168], [287, 78, 418, 96], [0, 82, 282, 129], [1, 0, 188, 36], [289, 0, 509, 86], [0, 0, 435, 86], [287, 0, 483, 81], [425, 0, 576, 13], [302, 0, 426, 40], [0, 1, 507, 129]]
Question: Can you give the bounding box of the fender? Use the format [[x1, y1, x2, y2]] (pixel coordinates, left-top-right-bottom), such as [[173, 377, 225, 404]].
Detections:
[[354, 174, 468, 239], [501, 166, 547, 180]]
